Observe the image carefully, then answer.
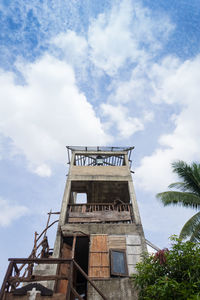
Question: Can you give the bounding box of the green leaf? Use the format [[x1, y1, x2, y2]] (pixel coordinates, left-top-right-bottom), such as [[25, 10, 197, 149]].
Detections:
[[156, 191, 200, 209], [171, 161, 200, 195], [180, 211, 200, 241], [190, 222, 200, 243], [168, 182, 190, 191]]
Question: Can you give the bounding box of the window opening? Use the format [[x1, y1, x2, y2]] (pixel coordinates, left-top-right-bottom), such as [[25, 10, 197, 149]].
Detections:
[[110, 249, 128, 276], [76, 193, 87, 204]]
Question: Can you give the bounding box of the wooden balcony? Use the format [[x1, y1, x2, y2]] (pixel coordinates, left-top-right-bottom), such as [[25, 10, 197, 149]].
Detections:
[[66, 203, 133, 223]]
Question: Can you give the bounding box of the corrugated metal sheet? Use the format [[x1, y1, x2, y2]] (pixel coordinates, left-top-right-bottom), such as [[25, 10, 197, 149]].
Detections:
[[89, 235, 109, 278]]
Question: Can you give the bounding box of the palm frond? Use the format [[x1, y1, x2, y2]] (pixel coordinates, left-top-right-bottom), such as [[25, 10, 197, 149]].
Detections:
[[179, 211, 200, 240], [171, 161, 200, 195], [168, 182, 189, 191], [156, 191, 200, 209], [189, 221, 200, 243]]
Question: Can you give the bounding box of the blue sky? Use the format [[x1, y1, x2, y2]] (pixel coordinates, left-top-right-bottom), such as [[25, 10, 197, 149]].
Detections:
[[1, 0, 200, 282]]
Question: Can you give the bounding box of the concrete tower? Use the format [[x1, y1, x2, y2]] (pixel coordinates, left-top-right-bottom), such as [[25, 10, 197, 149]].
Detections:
[[0, 146, 147, 300], [53, 146, 147, 299]]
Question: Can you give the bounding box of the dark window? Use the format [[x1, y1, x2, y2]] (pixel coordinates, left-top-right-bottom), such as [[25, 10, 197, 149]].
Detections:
[[110, 249, 128, 276]]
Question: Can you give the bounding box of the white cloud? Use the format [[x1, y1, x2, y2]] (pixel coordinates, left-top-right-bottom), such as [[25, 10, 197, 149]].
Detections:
[[52, 30, 88, 67], [101, 103, 144, 138], [0, 54, 111, 176], [0, 198, 28, 226], [108, 65, 153, 105], [101, 102, 154, 139], [107, 56, 181, 106], [136, 55, 200, 192], [143, 110, 154, 122], [88, 0, 173, 75], [34, 163, 52, 177], [87, 0, 173, 138]]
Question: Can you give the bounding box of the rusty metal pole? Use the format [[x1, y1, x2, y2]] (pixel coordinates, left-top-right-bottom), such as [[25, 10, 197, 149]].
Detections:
[[44, 210, 52, 239]]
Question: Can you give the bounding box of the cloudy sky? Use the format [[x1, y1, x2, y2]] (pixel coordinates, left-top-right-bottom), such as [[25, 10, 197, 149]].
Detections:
[[1, 0, 200, 282]]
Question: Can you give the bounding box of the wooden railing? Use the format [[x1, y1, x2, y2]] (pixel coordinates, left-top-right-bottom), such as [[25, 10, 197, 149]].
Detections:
[[67, 203, 134, 223], [68, 203, 131, 212], [0, 258, 107, 300]]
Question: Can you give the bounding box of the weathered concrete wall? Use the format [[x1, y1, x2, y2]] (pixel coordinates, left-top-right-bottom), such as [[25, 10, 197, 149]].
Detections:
[[32, 264, 56, 290], [126, 235, 143, 274], [70, 165, 130, 179], [87, 278, 138, 300]]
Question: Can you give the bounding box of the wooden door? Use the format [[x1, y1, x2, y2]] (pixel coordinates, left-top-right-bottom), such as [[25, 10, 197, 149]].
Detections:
[[89, 235, 109, 278], [57, 243, 72, 294]]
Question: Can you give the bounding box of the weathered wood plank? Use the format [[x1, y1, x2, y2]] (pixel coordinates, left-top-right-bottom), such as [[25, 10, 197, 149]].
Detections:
[[90, 235, 108, 252], [108, 236, 126, 249], [89, 253, 109, 267], [68, 211, 131, 223], [8, 258, 72, 263], [89, 267, 110, 278], [9, 275, 69, 282]]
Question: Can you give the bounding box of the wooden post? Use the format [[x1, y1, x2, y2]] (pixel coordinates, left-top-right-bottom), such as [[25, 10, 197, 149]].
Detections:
[[44, 210, 52, 238], [0, 261, 13, 300], [66, 260, 73, 300], [72, 235, 77, 260]]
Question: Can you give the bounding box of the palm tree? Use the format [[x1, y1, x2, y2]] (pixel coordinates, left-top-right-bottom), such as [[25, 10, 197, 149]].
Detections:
[[156, 160, 200, 242]]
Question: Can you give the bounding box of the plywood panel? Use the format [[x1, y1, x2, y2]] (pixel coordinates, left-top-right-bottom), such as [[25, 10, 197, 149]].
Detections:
[[90, 235, 108, 252], [90, 253, 109, 267], [89, 235, 109, 278]]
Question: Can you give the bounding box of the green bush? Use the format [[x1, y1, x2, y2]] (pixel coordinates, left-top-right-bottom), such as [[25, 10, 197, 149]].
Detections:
[[132, 236, 200, 299]]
